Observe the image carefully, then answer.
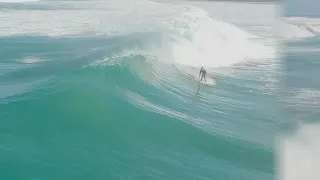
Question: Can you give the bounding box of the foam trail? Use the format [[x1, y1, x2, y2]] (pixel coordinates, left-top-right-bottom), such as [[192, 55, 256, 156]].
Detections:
[[280, 17, 320, 39], [277, 123, 320, 180], [19, 56, 42, 64]]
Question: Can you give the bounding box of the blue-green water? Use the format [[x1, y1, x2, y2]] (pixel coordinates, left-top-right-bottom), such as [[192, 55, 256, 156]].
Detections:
[[280, 15, 320, 123], [0, 1, 279, 179], [277, 13, 320, 180]]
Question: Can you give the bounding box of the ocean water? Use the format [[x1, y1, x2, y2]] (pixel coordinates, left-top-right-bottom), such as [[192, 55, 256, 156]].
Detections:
[[278, 14, 320, 180], [0, 0, 279, 179]]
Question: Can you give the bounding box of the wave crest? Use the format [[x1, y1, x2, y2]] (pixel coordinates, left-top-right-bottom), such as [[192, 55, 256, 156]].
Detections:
[[89, 6, 274, 69]]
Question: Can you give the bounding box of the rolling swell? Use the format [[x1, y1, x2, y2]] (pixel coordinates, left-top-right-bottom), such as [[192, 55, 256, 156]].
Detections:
[[0, 1, 277, 179], [1, 56, 273, 175], [0, 33, 274, 179]]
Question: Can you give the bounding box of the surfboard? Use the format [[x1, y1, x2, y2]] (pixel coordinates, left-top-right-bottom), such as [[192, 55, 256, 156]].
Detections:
[[174, 64, 216, 86]]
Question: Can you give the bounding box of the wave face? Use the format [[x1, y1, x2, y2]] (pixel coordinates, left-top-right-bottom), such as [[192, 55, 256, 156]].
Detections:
[[0, 0, 279, 179]]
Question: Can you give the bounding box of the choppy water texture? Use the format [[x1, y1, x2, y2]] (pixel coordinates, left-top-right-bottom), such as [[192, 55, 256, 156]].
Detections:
[[0, 0, 279, 179], [278, 15, 320, 180]]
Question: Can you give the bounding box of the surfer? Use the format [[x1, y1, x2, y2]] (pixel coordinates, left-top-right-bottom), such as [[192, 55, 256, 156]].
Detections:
[[199, 67, 207, 83]]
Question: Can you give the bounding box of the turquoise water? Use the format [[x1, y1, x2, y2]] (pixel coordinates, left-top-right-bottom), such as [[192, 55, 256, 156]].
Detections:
[[0, 1, 279, 179]]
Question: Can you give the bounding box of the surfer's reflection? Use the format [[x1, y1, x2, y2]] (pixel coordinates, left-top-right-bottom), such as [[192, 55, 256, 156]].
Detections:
[[196, 83, 201, 95], [190, 83, 201, 106]]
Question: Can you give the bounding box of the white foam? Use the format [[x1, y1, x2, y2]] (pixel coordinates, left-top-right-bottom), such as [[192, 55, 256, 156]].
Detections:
[[0, 0, 177, 37], [2, 0, 276, 70], [286, 47, 320, 53], [19, 56, 42, 64], [0, 0, 39, 2], [150, 7, 275, 68], [277, 123, 320, 180], [280, 17, 320, 39], [174, 64, 216, 86]]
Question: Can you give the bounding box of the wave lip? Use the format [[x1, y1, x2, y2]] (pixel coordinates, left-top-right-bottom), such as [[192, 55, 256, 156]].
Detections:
[[149, 7, 275, 68]]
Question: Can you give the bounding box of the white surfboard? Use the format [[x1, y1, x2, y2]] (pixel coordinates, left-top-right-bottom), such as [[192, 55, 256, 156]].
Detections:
[[174, 64, 216, 86]]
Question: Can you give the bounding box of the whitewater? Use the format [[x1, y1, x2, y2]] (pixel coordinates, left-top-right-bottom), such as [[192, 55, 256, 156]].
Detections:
[[0, 0, 279, 179], [277, 11, 320, 180]]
